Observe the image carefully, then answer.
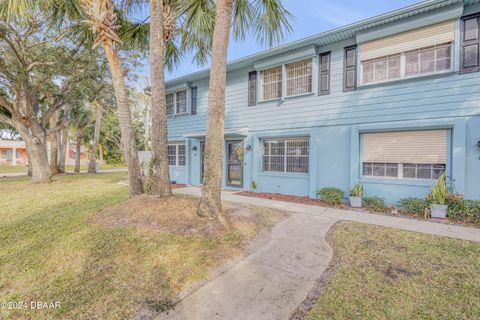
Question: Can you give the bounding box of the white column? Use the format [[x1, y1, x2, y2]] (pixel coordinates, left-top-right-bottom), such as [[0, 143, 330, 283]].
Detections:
[[12, 148, 17, 166]]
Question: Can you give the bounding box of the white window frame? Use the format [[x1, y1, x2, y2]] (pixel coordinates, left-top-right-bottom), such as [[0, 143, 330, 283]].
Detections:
[[361, 162, 446, 181], [168, 143, 186, 167], [360, 42, 453, 86], [166, 89, 190, 117], [262, 137, 309, 174], [259, 57, 314, 102]]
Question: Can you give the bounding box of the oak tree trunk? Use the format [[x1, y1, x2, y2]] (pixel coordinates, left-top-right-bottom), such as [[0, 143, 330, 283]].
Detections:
[[149, 0, 172, 197], [103, 44, 144, 197], [75, 128, 83, 173], [88, 102, 103, 173], [197, 0, 234, 219], [49, 112, 59, 175]]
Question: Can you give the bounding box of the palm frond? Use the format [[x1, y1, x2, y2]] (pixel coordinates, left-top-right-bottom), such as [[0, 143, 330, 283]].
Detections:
[[251, 0, 294, 48]]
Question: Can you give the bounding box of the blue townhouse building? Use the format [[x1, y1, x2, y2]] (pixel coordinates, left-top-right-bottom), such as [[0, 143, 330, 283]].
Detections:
[[162, 0, 480, 204]]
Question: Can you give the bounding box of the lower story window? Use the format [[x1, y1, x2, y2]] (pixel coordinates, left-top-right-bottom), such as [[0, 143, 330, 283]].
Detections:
[[168, 143, 186, 166], [262, 138, 309, 173], [361, 130, 448, 180]]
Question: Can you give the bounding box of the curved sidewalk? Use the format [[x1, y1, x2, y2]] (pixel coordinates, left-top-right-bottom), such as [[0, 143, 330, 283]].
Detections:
[[159, 186, 480, 320]]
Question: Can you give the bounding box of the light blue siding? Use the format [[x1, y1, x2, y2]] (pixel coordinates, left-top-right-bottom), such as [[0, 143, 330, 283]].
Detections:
[[165, 3, 480, 204]]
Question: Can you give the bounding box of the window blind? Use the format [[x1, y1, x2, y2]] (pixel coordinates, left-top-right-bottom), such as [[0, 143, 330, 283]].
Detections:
[[362, 130, 447, 164], [360, 20, 455, 61]]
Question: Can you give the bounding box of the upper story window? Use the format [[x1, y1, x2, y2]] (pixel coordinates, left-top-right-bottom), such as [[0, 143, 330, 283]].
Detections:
[[461, 13, 480, 73], [261, 66, 282, 101], [259, 58, 314, 101], [362, 55, 400, 84], [405, 43, 451, 76], [286, 59, 312, 96], [165, 87, 197, 117], [176, 91, 187, 114], [319, 52, 331, 95], [359, 20, 455, 85]]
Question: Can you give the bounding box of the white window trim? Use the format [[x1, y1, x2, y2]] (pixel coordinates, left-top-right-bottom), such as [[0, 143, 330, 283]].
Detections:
[[258, 57, 314, 102], [262, 137, 309, 174], [166, 89, 190, 117], [361, 162, 446, 181], [168, 143, 186, 167], [359, 42, 454, 86]]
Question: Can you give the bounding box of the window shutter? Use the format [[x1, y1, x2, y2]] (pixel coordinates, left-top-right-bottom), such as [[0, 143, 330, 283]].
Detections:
[[461, 14, 480, 73], [319, 52, 331, 95], [360, 20, 455, 61], [344, 46, 357, 92], [362, 130, 447, 164], [191, 86, 197, 115], [248, 71, 257, 106]]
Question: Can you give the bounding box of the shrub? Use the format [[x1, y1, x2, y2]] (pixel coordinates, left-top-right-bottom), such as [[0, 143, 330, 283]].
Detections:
[[447, 200, 480, 225], [398, 197, 429, 216], [317, 187, 344, 205], [363, 196, 388, 212], [349, 183, 364, 197]]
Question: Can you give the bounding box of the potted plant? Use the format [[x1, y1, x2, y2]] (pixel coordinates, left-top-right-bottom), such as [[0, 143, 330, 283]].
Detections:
[[426, 172, 448, 219], [349, 183, 363, 208]]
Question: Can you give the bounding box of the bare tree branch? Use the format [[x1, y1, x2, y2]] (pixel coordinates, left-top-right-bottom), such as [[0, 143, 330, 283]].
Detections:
[[0, 113, 13, 126]]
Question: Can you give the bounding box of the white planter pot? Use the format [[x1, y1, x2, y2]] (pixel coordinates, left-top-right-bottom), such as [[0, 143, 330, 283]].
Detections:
[[349, 196, 362, 208], [430, 204, 448, 219]]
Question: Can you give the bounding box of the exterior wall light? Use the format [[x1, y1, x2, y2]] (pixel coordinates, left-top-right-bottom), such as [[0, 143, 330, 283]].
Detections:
[[192, 145, 198, 151], [245, 144, 252, 151]]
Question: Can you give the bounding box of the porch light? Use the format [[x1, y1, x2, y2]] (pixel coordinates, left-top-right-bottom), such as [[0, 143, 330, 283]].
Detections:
[[245, 144, 252, 151], [192, 145, 198, 151]]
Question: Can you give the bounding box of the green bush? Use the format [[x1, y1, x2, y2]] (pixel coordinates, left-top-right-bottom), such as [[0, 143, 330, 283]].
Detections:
[[398, 197, 428, 216], [317, 187, 344, 205], [447, 200, 480, 224], [363, 196, 388, 212]]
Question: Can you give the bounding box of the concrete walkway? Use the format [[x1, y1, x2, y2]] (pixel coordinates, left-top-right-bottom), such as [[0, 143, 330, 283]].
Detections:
[[156, 186, 480, 320]]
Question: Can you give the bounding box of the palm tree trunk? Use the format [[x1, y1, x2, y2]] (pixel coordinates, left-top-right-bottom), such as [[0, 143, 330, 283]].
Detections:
[[103, 44, 144, 197], [197, 0, 234, 219], [88, 101, 103, 173], [149, 0, 172, 197], [49, 112, 59, 175], [57, 104, 71, 174], [75, 128, 83, 173]]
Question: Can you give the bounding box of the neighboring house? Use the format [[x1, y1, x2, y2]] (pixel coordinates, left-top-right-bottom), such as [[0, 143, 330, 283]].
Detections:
[[162, 0, 480, 204], [0, 140, 89, 166], [0, 140, 28, 166]]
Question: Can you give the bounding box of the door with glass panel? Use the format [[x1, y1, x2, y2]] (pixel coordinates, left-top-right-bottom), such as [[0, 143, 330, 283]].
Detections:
[[226, 141, 244, 187]]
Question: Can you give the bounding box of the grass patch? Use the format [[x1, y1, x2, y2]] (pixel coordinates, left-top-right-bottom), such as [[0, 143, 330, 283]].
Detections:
[[308, 221, 480, 320], [0, 173, 285, 319]]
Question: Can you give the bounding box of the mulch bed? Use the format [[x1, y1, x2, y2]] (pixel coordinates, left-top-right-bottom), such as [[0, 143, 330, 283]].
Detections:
[[171, 184, 188, 189], [235, 191, 479, 228], [235, 191, 350, 209]]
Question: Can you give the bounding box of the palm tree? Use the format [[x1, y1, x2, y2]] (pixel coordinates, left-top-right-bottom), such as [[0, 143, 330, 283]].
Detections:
[[87, 100, 104, 173], [72, 106, 93, 173], [149, 0, 172, 197], [196, 0, 293, 219]]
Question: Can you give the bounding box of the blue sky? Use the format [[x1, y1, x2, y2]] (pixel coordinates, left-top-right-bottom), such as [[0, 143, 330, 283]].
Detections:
[[141, 0, 423, 83]]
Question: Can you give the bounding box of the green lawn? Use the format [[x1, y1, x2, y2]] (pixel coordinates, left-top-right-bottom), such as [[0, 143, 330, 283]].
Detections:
[[0, 164, 125, 174], [0, 173, 283, 319], [308, 221, 480, 320]]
